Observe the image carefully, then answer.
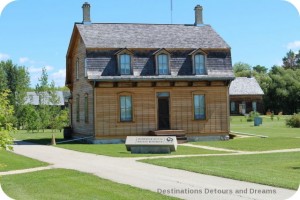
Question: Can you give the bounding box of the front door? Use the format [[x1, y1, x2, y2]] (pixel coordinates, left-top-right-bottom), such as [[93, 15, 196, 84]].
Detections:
[[158, 97, 170, 130]]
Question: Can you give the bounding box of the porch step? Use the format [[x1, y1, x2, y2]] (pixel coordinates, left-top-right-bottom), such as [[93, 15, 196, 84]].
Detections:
[[149, 130, 187, 143]]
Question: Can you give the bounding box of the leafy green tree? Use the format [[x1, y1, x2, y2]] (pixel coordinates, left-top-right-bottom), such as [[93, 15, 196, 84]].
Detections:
[[253, 65, 268, 74], [0, 90, 14, 150], [51, 108, 69, 132], [0, 60, 30, 128], [35, 67, 51, 132], [266, 66, 300, 114], [20, 105, 41, 132], [48, 81, 61, 131], [0, 65, 7, 92], [35, 67, 62, 132], [233, 62, 252, 77], [282, 50, 300, 69]]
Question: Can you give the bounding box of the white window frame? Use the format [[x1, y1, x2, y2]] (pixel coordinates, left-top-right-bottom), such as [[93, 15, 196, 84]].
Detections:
[[120, 95, 133, 122], [157, 54, 169, 75], [194, 54, 205, 75], [193, 94, 206, 120], [119, 54, 131, 75]]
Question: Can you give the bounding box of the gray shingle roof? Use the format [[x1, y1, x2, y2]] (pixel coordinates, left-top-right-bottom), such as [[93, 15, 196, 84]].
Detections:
[[229, 77, 264, 95], [76, 23, 230, 49], [24, 92, 65, 106]]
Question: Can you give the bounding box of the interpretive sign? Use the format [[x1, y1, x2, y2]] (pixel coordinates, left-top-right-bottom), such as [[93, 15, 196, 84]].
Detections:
[[125, 136, 177, 154]]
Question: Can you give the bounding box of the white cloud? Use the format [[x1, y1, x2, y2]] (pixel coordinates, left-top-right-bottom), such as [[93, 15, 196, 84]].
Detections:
[[28, 65, 56, 87], [51, 69, 66, 79], [287, 40, 300, 50], [45, 65, 54, 72], [50, 69, 66, 87], [0, 53, 10, 61], [28, 65, 54, 73], [19, 57, 29, 64]]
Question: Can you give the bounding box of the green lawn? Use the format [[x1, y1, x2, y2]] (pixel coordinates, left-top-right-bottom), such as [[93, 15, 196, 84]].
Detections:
[[192, 137, 300, 151], [191, 116, 300, 151], [58, 144, 228, 157], [141, 152, 300, 190], [12, 130, 64, 145], [230, 116, 299, 138], [12, 130, 229, 157], [0, 150, 48, 172], [1, 169, 177, 200]]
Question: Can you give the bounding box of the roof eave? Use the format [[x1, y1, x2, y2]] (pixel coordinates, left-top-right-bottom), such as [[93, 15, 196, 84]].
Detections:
[[87, 76, 235, 82]]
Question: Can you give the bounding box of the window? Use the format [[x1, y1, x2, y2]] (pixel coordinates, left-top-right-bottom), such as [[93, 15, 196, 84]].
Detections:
[[189, 49, 207, 75], [194, 94, 206, 120], [76, 58, 79, 79], [84, 58, 87, 77], [158, 54, 169, 75], [120, 96, 132, 122], [252, 101, 257, 112], [194, 54, 205, 75], [119, 54, 131, 75], [84, 94, 88, 123], [231, 101, 235, 112], [76, 95, 80, 122]]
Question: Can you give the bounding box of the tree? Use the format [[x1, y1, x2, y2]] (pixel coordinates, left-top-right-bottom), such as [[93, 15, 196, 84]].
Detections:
[[0, 65, 7, 92], [20, 105, 41, 132], [0, 60, 30, 128], [233, 62, 252, 77], [253, 65, 268, 74], [35, 67, 61, 132], [282, 50, 300, 69], [35, 67, 51, 132], [266, 66, 300, 114], [48, 81, 61, 131], [0, 90, 14, 150]]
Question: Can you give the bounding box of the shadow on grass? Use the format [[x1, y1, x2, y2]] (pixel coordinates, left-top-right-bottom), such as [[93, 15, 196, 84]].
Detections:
[[291, 167, 300, 170]]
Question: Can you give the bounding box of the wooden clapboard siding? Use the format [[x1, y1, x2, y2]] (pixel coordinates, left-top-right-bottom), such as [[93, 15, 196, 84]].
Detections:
[[94, 85, 229, 138]]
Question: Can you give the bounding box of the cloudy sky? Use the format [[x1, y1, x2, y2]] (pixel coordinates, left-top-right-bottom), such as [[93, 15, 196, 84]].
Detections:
[[0, 0, 299, 87]]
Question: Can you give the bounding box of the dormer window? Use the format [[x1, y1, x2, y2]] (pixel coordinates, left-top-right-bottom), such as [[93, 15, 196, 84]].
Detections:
[[153, 49, 171, 75], [120, 54, 131, 75], [158, 54, 169, 75], [190, 49, 207, 75], [115, 48, 133, 75], [194, 54, 205, 75]]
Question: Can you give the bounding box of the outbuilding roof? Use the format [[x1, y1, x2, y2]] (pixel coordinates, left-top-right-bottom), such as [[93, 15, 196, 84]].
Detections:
[[76, 23, 230, 49], [24, 91, 66, 106], [229, 77, 264, 96]]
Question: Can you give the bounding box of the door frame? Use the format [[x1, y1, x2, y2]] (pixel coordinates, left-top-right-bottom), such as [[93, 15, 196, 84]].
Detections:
[[156, 92, 171, 130]]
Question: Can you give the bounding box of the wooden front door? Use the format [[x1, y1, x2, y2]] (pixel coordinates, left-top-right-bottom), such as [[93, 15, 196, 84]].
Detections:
[[158, 97, 170, 130]]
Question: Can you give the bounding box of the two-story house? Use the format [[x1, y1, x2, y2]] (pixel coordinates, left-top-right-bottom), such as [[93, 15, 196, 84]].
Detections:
[[66, 2, 234, 143]]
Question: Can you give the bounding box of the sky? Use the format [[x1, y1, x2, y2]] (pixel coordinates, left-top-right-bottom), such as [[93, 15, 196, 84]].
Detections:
[[0, 0, 300, 87]]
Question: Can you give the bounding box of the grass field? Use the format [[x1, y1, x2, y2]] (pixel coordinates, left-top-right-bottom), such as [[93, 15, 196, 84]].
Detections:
[[1, 169, 178, 200], [12, 130, 64, 145], [0, 150, 48, 172], [191, 115, 300, 151], [12, 130, 229, 157], [141, 152, 300, 190], [58, 143, 228, 157], [230, 116, 299, 138], [140, 116, 300, 190], [193, 137, 300, 151]]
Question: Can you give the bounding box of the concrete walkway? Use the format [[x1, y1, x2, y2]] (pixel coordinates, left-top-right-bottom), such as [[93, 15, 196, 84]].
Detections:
[[0, 166, 54, 176], [3, 142, 296, 200]]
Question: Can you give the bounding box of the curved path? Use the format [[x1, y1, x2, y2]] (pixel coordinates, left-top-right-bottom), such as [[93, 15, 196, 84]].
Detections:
[[5, 142, 297, 200]]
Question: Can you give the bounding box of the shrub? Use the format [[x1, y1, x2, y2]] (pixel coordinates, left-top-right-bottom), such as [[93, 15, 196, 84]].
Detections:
[[247, 111, 260, 122], [271, 112, 274, 121], [286, 114, 300, 128]]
